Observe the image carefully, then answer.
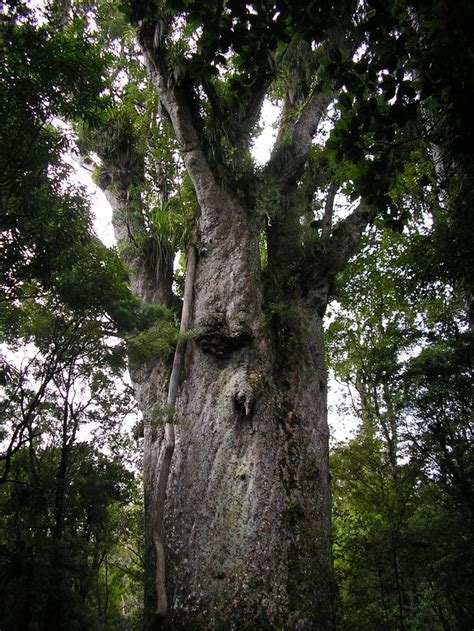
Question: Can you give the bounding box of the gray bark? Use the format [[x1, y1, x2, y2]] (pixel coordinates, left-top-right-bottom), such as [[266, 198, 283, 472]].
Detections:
[[161, 306, 335, 629], [104, 139, 370, 631], [135, 179, 339, 629]]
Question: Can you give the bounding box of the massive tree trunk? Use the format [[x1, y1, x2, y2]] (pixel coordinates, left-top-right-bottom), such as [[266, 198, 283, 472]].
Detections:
[[96, 9, 370, 628], [164, 316, 334, 629], [142, 187, 336, 629], [105, 176, 343, 628], [105, 115, 368, 631], [103, 135, 369, 631], [151, 176, 335, 627]]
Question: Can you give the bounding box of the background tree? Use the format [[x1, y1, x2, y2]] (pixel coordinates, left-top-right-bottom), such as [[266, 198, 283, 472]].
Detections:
[[0, 295, 144, 631], [0, 302, 146, 629], [1, 3, 147, 628], [0, 0, 146, 330], [0, 442, 142, 630], [327, 201, 473, 629]]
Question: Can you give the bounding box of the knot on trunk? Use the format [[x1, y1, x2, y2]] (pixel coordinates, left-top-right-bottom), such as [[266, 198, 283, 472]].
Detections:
[[233, 377, 255, 417], [216, 367, 259, 420], [195, 312, 253, 356]]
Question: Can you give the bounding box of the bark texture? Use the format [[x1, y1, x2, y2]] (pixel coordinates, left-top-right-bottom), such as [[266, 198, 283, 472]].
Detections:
[[133, 182, 347, 629], [107, 183, 372, 630], [162, 310, 335, 629], [104, 140, 370, 631]]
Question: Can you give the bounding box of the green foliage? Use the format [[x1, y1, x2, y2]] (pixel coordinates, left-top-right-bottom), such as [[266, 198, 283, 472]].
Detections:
[[403, 332, 473, 510], [332, 421, 473, 630], [147, 172, 198, 251], [3, 0, 473, 627], [95, 496, 144, 629], [0, 444, 142, 631], [328, 204, 473, 629], [126, 305, 178, 364], [331, 431, 421, 630], [0, 293, 143, 629], [0, 0, 147, 335], [320, 0, 474, 265], [125, 0, 341, 82]]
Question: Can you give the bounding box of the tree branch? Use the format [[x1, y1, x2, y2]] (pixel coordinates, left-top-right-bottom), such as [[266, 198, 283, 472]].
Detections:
[[241, 80, 270, 134], [201, 75, 225, 123], [321, 183, 338, 241], [267, 88, 333, 185], [326, 202, 374, 278], [138, 23, 217, 204]]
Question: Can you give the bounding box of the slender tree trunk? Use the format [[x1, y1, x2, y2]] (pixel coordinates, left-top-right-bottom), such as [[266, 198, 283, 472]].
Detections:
[[152, 243, 197, 618]]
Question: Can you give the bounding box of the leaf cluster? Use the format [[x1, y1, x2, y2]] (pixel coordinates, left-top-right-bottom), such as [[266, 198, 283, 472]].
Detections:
[[0, 1, 148, 335], [0, 444, 141, 630]]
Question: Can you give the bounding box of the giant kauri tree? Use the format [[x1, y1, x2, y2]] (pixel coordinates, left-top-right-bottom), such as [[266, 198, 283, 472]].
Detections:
[[42, 0, 474, 627], [94, 1, 377, 627], [91, 2, 368, 627]]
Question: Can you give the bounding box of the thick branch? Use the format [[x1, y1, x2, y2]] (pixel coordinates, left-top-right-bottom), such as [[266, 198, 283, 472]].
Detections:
[[76, 141, 177, 305], [267, 88, 333, 185], [321, 183, 337, 241], [265, 88, 334, 285], [326, 202, 374, 278], [266, 14, 359, 186], [242, 81, 269, 133], [138, 24, 219, 208], [104, 187, 175, 307]]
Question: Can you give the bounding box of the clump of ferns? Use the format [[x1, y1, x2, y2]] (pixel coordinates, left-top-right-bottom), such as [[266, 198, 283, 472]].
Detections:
[[141, 196, 191, 280], [82, 112, 145, 187]]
